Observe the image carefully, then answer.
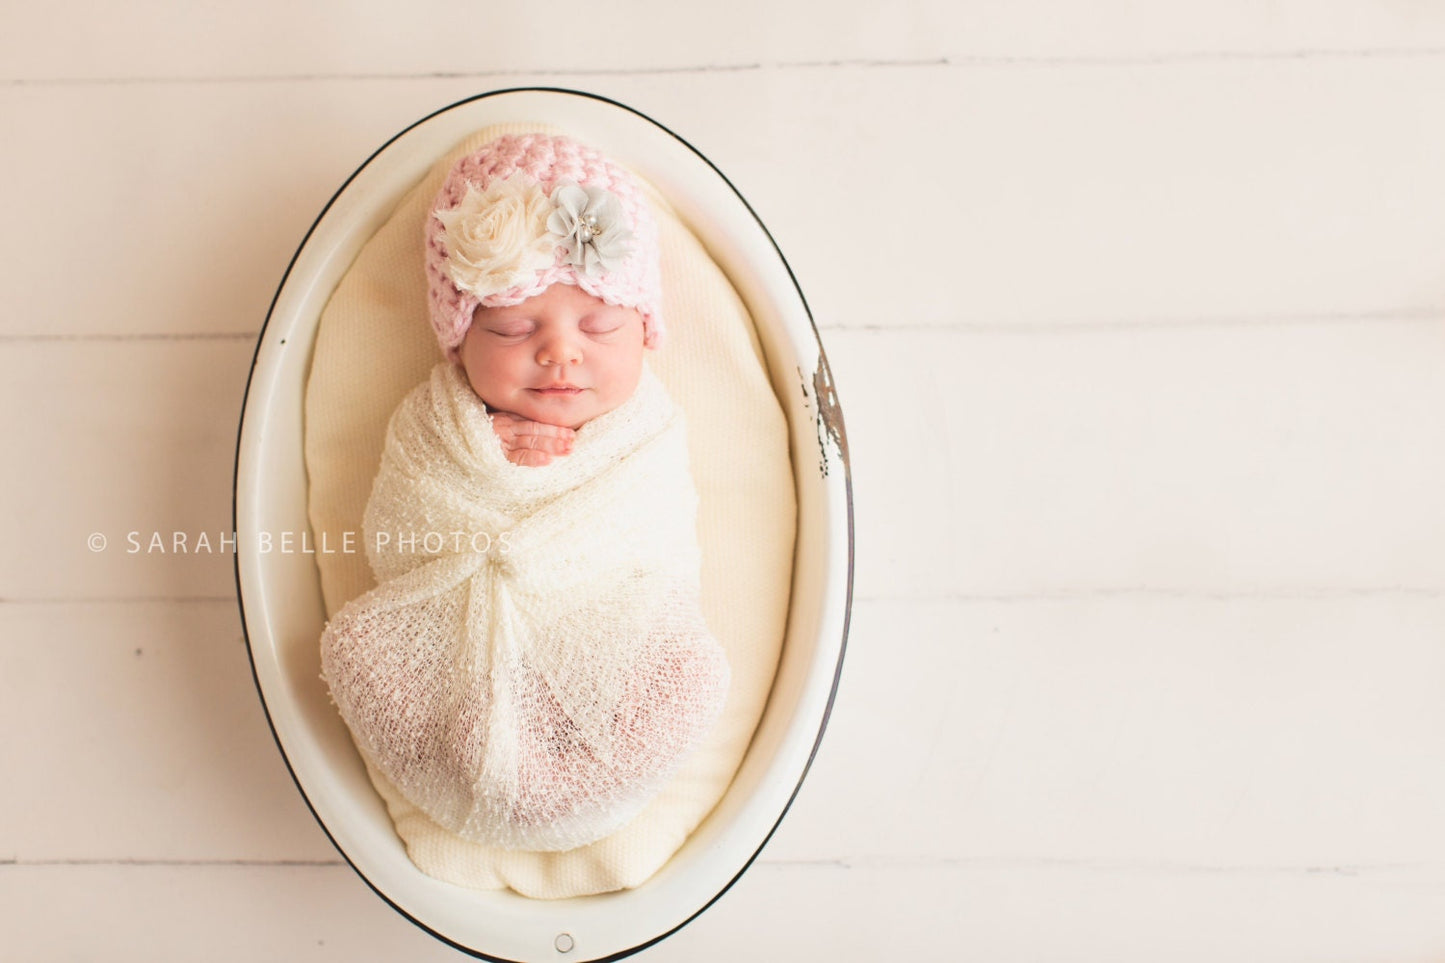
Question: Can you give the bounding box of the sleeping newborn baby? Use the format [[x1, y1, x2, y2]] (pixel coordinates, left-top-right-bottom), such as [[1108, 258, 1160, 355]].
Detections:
[[320, 133, 730, 853]]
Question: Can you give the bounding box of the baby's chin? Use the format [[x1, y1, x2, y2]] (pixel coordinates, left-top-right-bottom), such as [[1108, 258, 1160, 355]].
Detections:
[[489, 397, 620, 431]]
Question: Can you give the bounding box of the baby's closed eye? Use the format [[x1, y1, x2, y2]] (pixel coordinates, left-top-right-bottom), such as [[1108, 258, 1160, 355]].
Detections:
[[487, 323, 535, 339], [579, 319, 622, 336]]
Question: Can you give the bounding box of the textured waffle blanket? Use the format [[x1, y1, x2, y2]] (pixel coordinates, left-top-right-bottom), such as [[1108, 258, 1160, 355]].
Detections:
[[320, 361, 729, 852]]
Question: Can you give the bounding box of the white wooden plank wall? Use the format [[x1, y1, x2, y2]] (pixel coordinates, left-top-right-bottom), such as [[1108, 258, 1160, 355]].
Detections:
[[3, 3, 1444, 960]]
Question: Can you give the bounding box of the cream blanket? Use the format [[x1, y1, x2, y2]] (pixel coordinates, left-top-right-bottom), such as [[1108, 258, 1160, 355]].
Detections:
[[320, 361, 729, 852]]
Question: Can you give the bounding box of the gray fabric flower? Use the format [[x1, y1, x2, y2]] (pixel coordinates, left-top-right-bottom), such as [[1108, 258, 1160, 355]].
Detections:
[[547, 181, 635, 276]]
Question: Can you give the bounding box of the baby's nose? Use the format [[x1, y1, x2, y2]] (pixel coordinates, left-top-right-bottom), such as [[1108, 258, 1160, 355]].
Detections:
[[536, 332, 582, 366]]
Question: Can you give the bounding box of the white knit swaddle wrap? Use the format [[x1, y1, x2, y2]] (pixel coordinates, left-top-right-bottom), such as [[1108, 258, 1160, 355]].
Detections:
[[320, 361, 730, 852]]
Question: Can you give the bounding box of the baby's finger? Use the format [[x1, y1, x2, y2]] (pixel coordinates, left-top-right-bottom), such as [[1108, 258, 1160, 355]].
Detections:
[[505, 447, 552, 467], [512, 424, 575, 453], [490, 412, 574, 457]]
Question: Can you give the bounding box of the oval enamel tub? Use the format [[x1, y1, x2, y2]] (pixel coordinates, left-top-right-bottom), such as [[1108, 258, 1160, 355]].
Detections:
[[234, 88, 852, 962]]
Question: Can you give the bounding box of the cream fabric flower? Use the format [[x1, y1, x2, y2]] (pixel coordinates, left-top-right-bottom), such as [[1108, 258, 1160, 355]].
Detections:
[[547, 181, 635, 277], [435, 179, 557, 299]]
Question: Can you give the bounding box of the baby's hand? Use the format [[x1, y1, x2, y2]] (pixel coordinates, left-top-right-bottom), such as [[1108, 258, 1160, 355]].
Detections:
[[489, 411, 575, 467]]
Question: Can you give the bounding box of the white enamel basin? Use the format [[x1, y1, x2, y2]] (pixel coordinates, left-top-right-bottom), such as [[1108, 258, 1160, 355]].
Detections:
[[234, 88, 852, 962]]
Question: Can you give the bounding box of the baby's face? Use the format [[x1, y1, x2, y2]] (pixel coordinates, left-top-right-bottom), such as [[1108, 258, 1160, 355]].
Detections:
[[459, 283, 646, 430]]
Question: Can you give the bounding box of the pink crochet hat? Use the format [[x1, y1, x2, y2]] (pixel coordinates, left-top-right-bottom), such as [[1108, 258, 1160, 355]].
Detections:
[[425, 133, 664, 361]]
